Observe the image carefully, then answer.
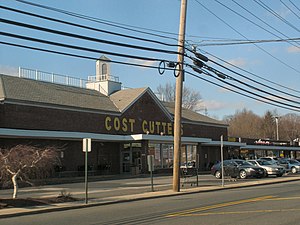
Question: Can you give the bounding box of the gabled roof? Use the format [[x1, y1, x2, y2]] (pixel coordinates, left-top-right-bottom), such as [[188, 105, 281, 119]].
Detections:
[[110, 87, 173, 119], [110, 87, 148, 112], [0, 74, 119, 113], [162, 102, 228, 126]]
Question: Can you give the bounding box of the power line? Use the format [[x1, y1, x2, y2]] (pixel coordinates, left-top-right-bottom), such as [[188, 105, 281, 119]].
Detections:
[[199, 49, 300, 95], [193, 0, 300, 74], [0, 5, 181, 48], [289, 0, 300, 13], [231, 0, 300, 47], [186, 70, 300, 113], [253, 0, 300, 33], [0, 31, 167, 62], [15, 0, 179, 42], [188, 37, 300, 47], [201, 63, 300, 105], [280, 0, 300, 19], [0, 18, 180, 56], [0, 40, 174, 72], [214, 0, 300, 49]]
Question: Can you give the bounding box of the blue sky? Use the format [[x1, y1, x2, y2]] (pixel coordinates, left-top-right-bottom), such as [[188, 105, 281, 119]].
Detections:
[[0, 0, 299, 120]]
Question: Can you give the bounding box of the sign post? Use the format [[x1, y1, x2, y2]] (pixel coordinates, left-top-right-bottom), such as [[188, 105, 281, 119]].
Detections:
[[221, 135, 224, 187], [83, 138, 91, 204], [196, 154, 200, 187], [147, 155, 155, 192]]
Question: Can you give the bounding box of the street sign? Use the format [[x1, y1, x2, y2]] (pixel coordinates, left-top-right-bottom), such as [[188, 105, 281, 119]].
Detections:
[[147, 155, 154, 172], [83, 138, 91, 152]]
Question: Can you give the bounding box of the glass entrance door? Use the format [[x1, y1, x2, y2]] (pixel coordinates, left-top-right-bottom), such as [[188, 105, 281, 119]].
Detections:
[[122, 151, 131, 173], [121, 143, 142, 174]]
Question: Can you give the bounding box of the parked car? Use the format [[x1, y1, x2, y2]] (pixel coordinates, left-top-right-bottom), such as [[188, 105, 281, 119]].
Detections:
[[211, 159, 266, 179], [248, 159, 285, 177], [259, 157, 279, 165], [277, 158, 300, 173]]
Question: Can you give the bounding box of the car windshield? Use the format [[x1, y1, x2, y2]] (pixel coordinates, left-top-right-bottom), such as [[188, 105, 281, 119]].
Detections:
[[257, 160, 272, 165], [235, 160, 251, 166]]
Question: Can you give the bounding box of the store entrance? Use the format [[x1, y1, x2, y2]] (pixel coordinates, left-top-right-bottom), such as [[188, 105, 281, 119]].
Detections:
[[121, 143, 142, 174]]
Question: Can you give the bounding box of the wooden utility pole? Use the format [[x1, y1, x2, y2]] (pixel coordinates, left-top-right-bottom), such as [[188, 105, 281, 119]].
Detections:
[[173, 0, 187, 192]]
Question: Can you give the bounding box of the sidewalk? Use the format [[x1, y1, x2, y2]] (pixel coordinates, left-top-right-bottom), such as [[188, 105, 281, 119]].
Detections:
[[1, 174, 300, 219]]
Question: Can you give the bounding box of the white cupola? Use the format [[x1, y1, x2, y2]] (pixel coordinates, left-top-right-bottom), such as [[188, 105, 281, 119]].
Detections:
[[86, 55, 122, 96]]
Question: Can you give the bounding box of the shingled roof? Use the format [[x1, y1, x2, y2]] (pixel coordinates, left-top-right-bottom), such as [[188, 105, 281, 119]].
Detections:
[[162, 102, 227, 126], [109, 87, 148, 112], [0, 74, 119, 113]]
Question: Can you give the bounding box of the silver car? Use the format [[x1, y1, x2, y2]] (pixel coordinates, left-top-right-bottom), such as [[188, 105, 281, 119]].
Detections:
[[248, 160, 285, 177]]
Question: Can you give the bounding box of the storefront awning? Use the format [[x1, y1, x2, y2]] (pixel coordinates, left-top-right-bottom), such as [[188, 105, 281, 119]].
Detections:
[[0, 128, 211, 144], [202, 141, 246, 147], [241, 145, 300, 151], [131, 134, 211, 144]]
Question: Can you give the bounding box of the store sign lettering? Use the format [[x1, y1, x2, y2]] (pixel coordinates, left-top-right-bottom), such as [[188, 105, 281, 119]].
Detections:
[[104, 116, 182, 135]]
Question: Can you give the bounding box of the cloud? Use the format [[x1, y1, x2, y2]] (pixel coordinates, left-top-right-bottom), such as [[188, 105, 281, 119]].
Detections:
[[0, 65, 18, 76], [126, 59, 157, 69], [287, 46, 300, 53], [227, 58, 247, 67]]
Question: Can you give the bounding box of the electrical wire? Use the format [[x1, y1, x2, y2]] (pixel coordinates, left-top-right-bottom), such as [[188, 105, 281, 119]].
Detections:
[[231, 0, 300, 47], [197, 49, 300, 95], [0, 5, 181, 49], [186, 70, 300, 113], [200, 56, 300, 99], [188, 37, 300, 46], [253, 0, 300, 33], [214, 0, 300, 49], [14, 0, 179, 42], [0, 40, 175, 72], [193, 0, 300, 74], [0, 31, 167, 62], [201, 63, 300, 105], [280, 0, 300, 19], [0, 18, 180, 56], [289, 0, 300, 13]]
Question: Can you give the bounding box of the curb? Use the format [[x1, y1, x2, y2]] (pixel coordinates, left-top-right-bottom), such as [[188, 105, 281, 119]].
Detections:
[[1, 176, 300, 219]]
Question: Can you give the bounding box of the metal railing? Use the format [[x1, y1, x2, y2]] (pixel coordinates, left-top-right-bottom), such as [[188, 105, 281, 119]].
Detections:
[[18, 67, 88, 88], [87, 74, 119, 82]]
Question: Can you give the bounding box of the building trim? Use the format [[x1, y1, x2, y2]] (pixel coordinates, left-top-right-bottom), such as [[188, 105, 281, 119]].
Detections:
[[241, 145, 300, 151], [0, 128, 211, 144], [202, 141, 247, 147]]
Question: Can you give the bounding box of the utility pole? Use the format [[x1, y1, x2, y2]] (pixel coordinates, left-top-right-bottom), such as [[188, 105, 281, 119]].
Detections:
[[173, 0, 187, 192]]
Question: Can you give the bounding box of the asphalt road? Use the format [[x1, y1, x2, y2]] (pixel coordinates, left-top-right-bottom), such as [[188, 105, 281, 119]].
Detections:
[[2, 179, 300, 225]]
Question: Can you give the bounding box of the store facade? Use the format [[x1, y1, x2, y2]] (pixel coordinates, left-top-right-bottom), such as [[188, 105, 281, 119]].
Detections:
[[0, 68, 228, 176]]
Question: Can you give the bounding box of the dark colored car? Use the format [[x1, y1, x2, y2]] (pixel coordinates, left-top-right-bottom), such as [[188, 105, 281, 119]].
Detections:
[[211, 159, 266, 179]]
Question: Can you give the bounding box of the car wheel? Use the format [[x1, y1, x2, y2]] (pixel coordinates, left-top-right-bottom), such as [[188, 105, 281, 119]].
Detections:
[[239, 170, 247, 179], [291, 167, 297, 174], [215, 171, 222, 179], [277, 174, 283, 177]]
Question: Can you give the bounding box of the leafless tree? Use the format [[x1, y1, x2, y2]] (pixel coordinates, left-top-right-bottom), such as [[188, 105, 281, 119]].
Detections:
[[156, 82, 202, 111], [0, 145, 61, 199], [225, 108, 263, 138]]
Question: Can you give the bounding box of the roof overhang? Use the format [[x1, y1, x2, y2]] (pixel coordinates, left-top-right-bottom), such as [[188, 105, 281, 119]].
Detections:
[[131, 134, 211, 144], [241, 145, 300, 151], [202, 141, 247, 147], [0, 128, 210, 144]]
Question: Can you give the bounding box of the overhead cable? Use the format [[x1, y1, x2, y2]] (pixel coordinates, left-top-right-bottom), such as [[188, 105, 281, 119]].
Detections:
[[186, 70, 300, 113], [194, 0, 300, 74], [0, 18, 180, 56], [0, 5, 181, 48], [15, 0, 179, 42]]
